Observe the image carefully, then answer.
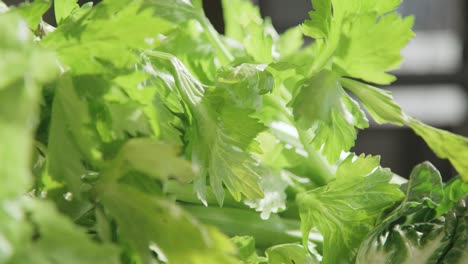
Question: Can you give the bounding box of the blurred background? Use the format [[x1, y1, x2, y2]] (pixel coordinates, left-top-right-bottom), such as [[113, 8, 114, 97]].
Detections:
[[4, 0, 468, 180]]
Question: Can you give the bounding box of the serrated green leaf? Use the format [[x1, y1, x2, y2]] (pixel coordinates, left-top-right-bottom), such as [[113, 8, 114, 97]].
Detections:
[[302, 0, 331, 40], [190, 102, 265, 204], [335, 153, 381, 179], [291, 71, 342, 125], [221, 0, 261, 41], [334, 13, 414, 84], [290, 71, 368, 162], [71, 73, 161, 144], [221, 0, 275, 63], [297, 154, 404, 264], [42, 0, 176, 74], [407, 118, 468, 182], [147, 51, 264, 205], [303, 0, 413, 82], [339, 78, 468, 181], [277, 26, 304, 60], [54, 0, 79, 25], [13, 0, 51, 30], [216, 63, 274, 110], [341, 78, 405, 125]]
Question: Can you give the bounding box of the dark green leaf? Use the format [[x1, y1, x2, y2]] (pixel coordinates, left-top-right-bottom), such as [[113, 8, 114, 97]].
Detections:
[[356, 163, 459, 264], [437, 177, 468, 216]]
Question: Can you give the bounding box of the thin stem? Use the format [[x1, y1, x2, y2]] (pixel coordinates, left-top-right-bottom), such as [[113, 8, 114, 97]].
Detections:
[[164, 180, 247, 209], [297, 128, 334, 186], [182, 204, 311, 249], [264, 94, 334, 186], [199, 16, 234, 64]]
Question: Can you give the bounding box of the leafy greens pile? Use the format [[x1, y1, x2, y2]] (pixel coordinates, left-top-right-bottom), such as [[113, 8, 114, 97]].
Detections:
[[1, 0, 467, 263]]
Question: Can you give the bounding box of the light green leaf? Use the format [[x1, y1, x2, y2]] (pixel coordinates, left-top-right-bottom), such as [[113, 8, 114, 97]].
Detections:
[[340, 77, 468, 181], [221, 0, 274, 63], [42, 0, 176, 74], [266, 244, 318, 264], [102, 138, 194, 183], [0, 13, 57, 263], [47, 76, 100, 198], [190, 103, 265, 204], [290, 71, 368, 162], [106, 102, 153, 139], [277, 26, 304, 60], [10, 199, 120, 264], [72, 74, 160, 144], [297, 154, 404, 264], [341, 77, 404, 125], [221, 0, 261, 41], [303, 0, 412, 81], [0, 200, 30, 263], [335, 153, 380, 179], [0, 13, 57, 200], [101, 184, 238, 264], [244, 21, 275, 63], [216, 63, 274, 110], [13, 0, 51, 30], [302, 0, 332, 40], [291, 71, 343, 125], [147, 51, 264, 205], [231, 236, 267, 264], [334, 12, 414, 84], [54, 0, 79, 25], [407, 118, 468, 182], [156, 19, 219, 83]]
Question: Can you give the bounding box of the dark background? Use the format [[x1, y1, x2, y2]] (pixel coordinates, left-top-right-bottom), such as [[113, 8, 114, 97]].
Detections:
[[5, 0, 467, 180]]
